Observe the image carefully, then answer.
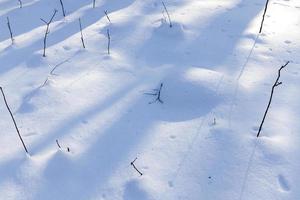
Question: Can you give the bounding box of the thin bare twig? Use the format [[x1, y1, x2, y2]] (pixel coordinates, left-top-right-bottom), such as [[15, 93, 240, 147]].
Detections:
[[104, 10, 111, 23], [0, 87, 28, 154], [41, 9, 58, 57], [131, 157, 143, 176], [7, 17, 14, 44], [259, 0, 270, 33], [79, 18, 86, 48], [18, 0, 22, 8], [257, 61, 289, 137], [107, 29, 110, 55], [56, 139, 61, 148], [59, 0, 66, 17], [162, 1, 172, 28], [145, 83, 164, 104]]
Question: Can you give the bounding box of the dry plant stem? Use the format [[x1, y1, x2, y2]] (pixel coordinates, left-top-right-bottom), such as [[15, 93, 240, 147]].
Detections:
[[59, 0, 66, 17], [162, 1, 172, 28], [131, 157, 143, 176], [107, 29, 110, 55], [56, 139, 61, 148], [7, 17, 14, 44], [79, 18, 86, 48], [257, 61, 289, 137], [145, 83, 164, 104], [104, 10, 111, 23], [18, 0, 22, 8], [41, 9, 58, 57], [0, 87, 28, 154], [259, 0, 270, 33]]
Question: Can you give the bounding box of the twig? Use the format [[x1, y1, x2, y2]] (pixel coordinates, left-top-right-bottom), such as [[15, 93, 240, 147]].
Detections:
[[56, 139, 61, 148], [7, 17, 14, 44], [41, 9, 58, 57], [18, 0, 22, 8], [145, 83, 164, 104], [256, 61, 289, 137], [59, 0, 66, 17], [104, 10, 111, 23], [107, 29, 110, 55], [259, 0, 270, 33], [131, 157, 143, 176], [0, 87, 28, 154], [93, 0, 96, 8], [213, 118, 216, 126], [79, 18, 86, 48], [162, 1, 172, 28]]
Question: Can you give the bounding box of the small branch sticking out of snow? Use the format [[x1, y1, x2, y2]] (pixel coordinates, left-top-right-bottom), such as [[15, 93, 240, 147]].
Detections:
[[145, 83, 164, 104], [7, 17, 14, 44], [104, 10, 111, 23], [256, 61, 289, 137], [40, 9, 58, 57], [131, 157, 143, 176], [56, 139, 61, 148], [107, 29, 110, 55], [18, 0, 22, 8], [59, 0, 66, 17], [162, 1, 172, 28], [93, 0, 96, 8], [79, 18, 86, 49], [259, 0, 270, 33], [213, 118, 216, 126], [0, 87, 29, 154], [56, 139, 71, 152]]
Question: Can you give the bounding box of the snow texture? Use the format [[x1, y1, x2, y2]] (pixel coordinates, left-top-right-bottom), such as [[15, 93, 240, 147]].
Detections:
[[0, 0, 299, 199]]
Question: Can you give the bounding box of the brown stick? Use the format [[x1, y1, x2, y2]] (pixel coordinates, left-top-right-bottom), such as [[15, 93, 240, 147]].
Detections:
[[162, 1, 172, 28], [41, 9, 58, 57], [257, 61, 289, 137], [104, 10, 111, 23], [79, 18, 85, 48], [7, 17, 14, 44], [145, 83, 164, 104], [0, 87, 28, 154], [131, 157, 143, 176], [107, 29, 110, 55], [56, 139, 61, 148], [18, 0, 22, 8], [59, 0, 66, 17], [259, 0, 270, 33]]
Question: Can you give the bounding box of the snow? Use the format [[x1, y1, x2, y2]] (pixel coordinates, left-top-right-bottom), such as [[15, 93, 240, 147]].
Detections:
[[0, 0, 299, 199]]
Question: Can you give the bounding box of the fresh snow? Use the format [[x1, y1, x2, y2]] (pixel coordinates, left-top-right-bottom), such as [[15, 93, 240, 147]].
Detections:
[[0, 0, 299, 199]]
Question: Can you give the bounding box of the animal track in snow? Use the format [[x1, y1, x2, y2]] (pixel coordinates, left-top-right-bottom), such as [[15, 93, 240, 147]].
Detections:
[[168, 181, 174, 188], [278, 174, 290, 192]]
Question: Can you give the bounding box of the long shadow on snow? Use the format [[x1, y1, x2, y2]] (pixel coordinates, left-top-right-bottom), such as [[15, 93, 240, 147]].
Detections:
[[137, 0, 264, 71], [0, 0, 91, 42], [31, 70, 222, 200], [0, 0, 136, 74]]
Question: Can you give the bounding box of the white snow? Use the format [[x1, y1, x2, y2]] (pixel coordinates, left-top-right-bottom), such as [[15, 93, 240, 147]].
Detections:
[[0, 0, 299, 199]]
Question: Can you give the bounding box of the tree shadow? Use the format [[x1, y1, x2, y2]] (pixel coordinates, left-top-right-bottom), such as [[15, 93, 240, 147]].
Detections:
[[123, 180, 150, 200], [137, 0, 264, 71], [0, 1, 267, 199], [28, 64, 222, 199], [0, 0, 136, 74]]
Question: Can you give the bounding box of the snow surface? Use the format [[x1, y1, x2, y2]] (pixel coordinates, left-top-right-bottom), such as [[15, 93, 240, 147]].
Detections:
[[0, 0, 299, 199]]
